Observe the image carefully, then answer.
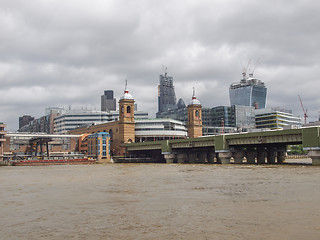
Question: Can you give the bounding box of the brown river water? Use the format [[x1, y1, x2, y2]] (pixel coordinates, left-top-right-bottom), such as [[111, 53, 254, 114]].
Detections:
[[0, 163, 319, 240]]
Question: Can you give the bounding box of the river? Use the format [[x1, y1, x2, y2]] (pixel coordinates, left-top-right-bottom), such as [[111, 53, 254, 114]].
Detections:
[[0, 163, 319, 239]]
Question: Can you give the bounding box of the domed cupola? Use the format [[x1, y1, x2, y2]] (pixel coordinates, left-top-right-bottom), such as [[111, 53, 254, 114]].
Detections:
[[189, 87, 201, 106], [120, 80, 134, 100]]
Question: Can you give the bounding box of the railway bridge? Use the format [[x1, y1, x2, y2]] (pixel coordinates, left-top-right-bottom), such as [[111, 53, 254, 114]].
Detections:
[[125, 126, 320, 165]]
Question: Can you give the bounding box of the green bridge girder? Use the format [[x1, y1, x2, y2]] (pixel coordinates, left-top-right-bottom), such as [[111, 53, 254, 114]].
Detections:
[[126, 126, 320, 153]]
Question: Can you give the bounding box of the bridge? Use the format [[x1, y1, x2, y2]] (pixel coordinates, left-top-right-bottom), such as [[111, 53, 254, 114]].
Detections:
[[125, 126, 320, 165]]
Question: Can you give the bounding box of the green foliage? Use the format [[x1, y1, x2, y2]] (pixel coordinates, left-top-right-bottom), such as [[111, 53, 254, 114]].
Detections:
[[288, 145, 307, 155]]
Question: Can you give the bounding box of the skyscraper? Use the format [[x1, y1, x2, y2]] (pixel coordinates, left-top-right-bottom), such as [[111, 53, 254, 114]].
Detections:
[[157, 72, 177, 114], [19, 115, 34, 129], [101, 90, 116, 111], [229, 72, 267, 109]]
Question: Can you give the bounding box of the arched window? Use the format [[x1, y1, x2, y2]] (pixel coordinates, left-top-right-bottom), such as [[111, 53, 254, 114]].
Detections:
[[121, 106, 124, 113], [195, 110, 199, 119], [127, 106, 131, 114], [109, 129, 113, 142]]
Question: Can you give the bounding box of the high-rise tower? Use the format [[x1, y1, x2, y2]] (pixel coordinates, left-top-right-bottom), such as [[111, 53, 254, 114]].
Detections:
[[229, 72, 267, 109], [19, 115, 34, 129], [157, 70, 177, 114], [101, 90, 116, 111], [187, 88, 202, 138]]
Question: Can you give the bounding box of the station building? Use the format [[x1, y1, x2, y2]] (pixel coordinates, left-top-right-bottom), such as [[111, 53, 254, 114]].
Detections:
[[69, 85, 202, 157], [69, 84, 136, 157]]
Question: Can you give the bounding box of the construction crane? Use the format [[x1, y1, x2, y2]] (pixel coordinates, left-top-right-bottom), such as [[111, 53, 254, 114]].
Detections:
[[250, 58, 260, 76], [298, 95, 308, 125]]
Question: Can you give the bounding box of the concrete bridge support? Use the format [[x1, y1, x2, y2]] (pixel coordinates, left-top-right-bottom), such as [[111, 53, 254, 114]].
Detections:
[[277, 151, 286, 164], [307, 149, 320, 166], [233, 151, 245, 164], [177, 153, 187, 164], [217, 151, 232, 164], [246, 151, 256, 164], [164, 153, 175, 164], [215, 153, 220, 164], [187, 153, 197, 164], [208, 151, 215, 164], [199, 152, 208, 163], [257, 148, 266, 164], [267, 151, 276, 164]]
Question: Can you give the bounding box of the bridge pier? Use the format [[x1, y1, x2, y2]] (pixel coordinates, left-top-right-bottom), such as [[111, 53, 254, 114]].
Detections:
[[307, 149, 320, 166], [199, 152, 207, 163], [277, 151, 286, 164], [266, 150, 276, 164], [187, 153, 197, 164], [233, 151, 245, 164], [217, 151, 232, 164], [246, 151, 256, 164], [164, 153, 175, 164], [177, 153, 187, 164], [208, 151, 215, 164], [257, 147, 266, 164]]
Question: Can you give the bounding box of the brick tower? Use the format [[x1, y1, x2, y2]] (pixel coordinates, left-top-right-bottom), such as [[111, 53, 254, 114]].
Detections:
[[118, 81, 135, 155], [187, 87, 202, 138]]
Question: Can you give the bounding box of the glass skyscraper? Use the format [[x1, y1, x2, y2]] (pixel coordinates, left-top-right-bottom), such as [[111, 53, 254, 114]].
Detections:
[[229, 73, 267, 109], [157, 72, 177, 114]]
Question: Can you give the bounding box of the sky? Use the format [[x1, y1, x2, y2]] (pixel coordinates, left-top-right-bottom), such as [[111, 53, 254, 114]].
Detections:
[[1, 0, 319, 131]]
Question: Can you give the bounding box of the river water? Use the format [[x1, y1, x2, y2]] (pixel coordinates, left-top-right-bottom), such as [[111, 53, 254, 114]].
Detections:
[[0, 163, 319, 240]]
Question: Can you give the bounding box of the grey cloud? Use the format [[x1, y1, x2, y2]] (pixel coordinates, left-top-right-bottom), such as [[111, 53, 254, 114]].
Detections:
[[0, 0, 319, 130]]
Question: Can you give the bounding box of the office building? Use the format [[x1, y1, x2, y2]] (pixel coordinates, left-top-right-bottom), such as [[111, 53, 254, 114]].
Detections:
[[0, 123, 6, 160], [255, 108, 302, 130], [101, 90, 116, 111], [157, 71, 177, 114], [19, 115, 34, 129], [157, 105, 256, 135], [229, 72, 267, 109], [54, 109, 148, 134], [18, 107, 64, 134], [87, 132, 111, 162], [157, 107, 188, 123], [135, 119, 187, 142]]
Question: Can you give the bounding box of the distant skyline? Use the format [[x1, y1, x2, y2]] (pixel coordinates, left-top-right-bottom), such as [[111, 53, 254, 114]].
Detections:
[[1, 0, 319, 131]]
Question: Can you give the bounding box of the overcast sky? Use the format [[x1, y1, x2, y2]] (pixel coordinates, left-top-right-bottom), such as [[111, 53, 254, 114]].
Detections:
[[1, 0, 319, 130]]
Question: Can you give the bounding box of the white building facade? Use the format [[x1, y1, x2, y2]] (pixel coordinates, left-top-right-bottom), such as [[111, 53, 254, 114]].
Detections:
[[54, 110, 148, 134], [255, 108, 301, 130], [135, 119, 187, 142]]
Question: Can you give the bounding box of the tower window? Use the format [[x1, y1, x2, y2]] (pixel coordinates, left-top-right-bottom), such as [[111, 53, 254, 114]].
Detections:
[[127, 106, 131, 114]]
